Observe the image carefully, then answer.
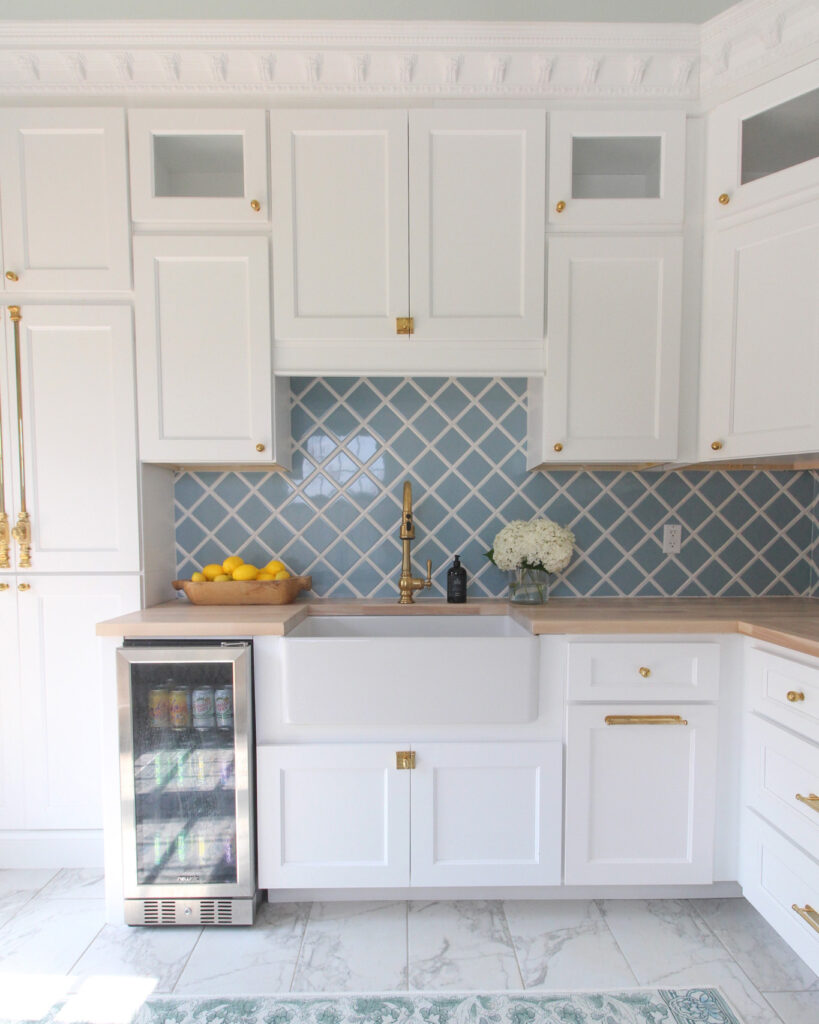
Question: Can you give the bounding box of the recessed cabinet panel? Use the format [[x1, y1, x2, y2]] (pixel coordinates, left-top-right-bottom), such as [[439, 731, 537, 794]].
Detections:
[[0, 586, 21, 829], [128, 110, 268, 223], [532, 235, 682, 464], [0, 108, 131, 291], [699, 201, 819, 459], [410, 109, 545, 341], [548, 110, 685, 226], [270, 110, 409, 341]]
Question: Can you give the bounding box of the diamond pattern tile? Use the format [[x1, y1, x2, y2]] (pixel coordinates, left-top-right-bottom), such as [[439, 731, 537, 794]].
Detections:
[[174, 378, 819, 599]]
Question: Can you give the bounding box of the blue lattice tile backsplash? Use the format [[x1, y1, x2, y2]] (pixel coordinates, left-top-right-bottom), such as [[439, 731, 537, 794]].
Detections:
[[175, 377, 818, 599]]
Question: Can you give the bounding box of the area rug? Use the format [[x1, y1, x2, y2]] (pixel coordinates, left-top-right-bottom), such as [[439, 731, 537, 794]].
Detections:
[[95, 989, 743, 1024]]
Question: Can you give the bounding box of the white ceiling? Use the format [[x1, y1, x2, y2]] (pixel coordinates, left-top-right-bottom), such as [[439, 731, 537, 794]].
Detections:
[[0, 0, 741, 24]]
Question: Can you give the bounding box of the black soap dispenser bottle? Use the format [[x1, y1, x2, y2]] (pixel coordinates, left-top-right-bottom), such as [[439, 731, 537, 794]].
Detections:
[[447, 554, 467, 604]]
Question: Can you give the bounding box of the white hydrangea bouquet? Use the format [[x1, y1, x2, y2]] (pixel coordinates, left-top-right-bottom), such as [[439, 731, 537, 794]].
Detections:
[[485, 518, 575, 603]]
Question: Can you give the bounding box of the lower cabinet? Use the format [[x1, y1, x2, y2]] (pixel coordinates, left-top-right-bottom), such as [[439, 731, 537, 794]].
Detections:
[[257, 741, 562, 889], [564, 703, 719, 885]]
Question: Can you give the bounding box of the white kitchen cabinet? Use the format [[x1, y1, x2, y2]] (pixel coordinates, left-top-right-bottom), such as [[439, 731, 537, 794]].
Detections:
[[0, 581, 22, 829], [698, 199, 819, 460], [706, 60, 819, 222], [133, 235, 290, 467], [0, 108, 131, 292], [548, 110, 686, 227], [256, 744, 411, 889], [128, 109, 269, 224], [410, 742, 562, 887], [0, 305, 140, 574], [529, 234, 682, 465], [565, 703, 719, 885]]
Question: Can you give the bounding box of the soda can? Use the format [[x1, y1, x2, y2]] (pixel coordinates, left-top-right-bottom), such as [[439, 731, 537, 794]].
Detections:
[[148, 687, 170, 728], [169, 688, 191, 729], [215, 688, 233, 730], [192, 687, 215, 730]]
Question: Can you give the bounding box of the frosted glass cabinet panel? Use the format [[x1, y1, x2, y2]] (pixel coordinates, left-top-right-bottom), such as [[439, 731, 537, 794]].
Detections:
[[128, 110, 268, 222], [548, 110, 685, 226]]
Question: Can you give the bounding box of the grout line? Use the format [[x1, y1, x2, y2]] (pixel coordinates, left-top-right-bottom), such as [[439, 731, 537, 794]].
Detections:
[[289, 900, 313, 992], [171, 925, 206, 993], [500, 901, 526, 990], [593, 899, 642, 987], [404, 899, 410, 992], [66, 918, 107, 976]]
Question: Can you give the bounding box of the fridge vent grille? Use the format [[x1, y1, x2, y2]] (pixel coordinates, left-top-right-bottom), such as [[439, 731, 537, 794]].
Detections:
[[198, 900, 233, 925], [142, 900, 176, 925]]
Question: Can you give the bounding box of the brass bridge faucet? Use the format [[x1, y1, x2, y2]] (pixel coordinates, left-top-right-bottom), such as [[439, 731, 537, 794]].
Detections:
[[398, 480, 432, 605]]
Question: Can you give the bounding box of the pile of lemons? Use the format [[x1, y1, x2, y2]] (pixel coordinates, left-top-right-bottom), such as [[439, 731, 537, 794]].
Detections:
[[191, 556, 291, 583]]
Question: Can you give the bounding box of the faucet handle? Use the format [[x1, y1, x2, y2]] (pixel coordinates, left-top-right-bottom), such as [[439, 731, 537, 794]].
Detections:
[[425, 559, 432, 588]]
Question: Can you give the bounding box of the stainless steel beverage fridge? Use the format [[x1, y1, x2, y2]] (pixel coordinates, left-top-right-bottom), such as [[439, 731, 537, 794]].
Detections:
[[116, 640, 257, 926]]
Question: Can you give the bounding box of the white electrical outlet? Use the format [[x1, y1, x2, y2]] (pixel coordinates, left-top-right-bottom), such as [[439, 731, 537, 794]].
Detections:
[[663, 523, 682, 554]]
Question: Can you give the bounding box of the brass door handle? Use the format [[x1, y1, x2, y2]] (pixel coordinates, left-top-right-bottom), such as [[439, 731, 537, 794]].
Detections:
[[792, 904, 819, 934], [718, 193, 730, 205], [711, 440, 723, 451], [18, 582, 30, 591], [795, 793, 819, 813], [0, 583, 9, 591], [787, 691, 805, 702], [396, 317, 414, 335], [605, 715, 688, 726], [250, 199, 261, 212], [5, 271, 18, 282], [255, 443, 265, 452], [639, 666, 651, 678], [555, 200, 566, 213], [8, 306, 31, 568], [396, 751, 415, 770], [553, 443, 563, 453]]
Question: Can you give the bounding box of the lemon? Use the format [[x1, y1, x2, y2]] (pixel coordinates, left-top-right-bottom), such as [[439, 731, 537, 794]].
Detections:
[[264, 559, 286, 575], [213, 574, 231, 582], [232, 563, 259, 581], [274, 569, 291, 580], [223, 555, 244, 574], [191, 571, 206, 583], [257, 572, 274, 581], [202, 563, 224, 581]]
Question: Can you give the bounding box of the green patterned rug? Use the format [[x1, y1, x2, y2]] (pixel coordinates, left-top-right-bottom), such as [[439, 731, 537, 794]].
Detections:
[[49, 989, 742, 1024]]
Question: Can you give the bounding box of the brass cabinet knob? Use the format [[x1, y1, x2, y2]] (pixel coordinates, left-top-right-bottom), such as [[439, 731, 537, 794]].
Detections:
[[787, 690, 805, 702], [5, 271, 18, 282], [639, 666, 651, 678], [17, 582, 30, 591], [0, 583, 9, 591], [250, 199, 261, 212], [711, 440, 723, 451], [555, 200, 566, 213], [718, 193, 730, 205], [255, 443, 265, 452], [553, 442, 563, 453]]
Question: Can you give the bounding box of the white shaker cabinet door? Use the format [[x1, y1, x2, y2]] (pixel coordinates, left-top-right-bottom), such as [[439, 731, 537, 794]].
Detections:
[[532, 234, 682, 465], [565, 704, 718, 885], [699, 200, 819, 460], [410, 742, 562, 887], [12, 306, 140, 573], [0, 108, 131, 292], [134, 235, 288, 467], [0, 582, 22, 829], [17, 574, 141, 830], [257, 744, 410, 889], [270, 110, 409, 342], [409, 109, 546, 342]]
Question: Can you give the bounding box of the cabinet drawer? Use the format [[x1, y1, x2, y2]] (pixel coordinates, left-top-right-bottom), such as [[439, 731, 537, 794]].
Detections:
[[750, 648, 819, 740], [742, 814, 819, 976], [748, 715, 819, 855], [567, 641, 719, 701]]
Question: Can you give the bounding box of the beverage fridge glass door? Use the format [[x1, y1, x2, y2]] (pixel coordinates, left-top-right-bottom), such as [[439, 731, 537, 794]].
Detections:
[[116, 644, 255, 900]]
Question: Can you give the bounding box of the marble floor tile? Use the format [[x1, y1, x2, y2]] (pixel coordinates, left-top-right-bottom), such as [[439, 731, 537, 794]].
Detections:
[[764, 990, 819, 1024], [37, 868, 106, 902], [0, 897, 105, 975], [408, 900, 522, 991], [291, 901, 408, 993], [503, 899, 638, 990], [0, 868, 58, 928], [693, 898, 819, 993], [71, 921, 202, 993], [175, 901, 310, 995]]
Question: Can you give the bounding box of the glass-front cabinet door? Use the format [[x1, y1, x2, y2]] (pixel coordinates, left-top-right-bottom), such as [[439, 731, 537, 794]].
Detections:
[[548, 110, 685, 226], [117, 644, 255, 900]]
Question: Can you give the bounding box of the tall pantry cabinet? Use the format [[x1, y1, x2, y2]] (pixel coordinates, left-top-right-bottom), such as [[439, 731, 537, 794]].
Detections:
[[0, 109, 143, 867]]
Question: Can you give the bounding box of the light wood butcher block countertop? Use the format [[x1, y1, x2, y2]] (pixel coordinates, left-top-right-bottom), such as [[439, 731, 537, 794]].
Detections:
[[97, 596, 819, 657]]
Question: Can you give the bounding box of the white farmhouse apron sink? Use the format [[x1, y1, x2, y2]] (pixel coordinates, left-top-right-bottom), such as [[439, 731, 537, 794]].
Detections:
[[281, 614, 538, 726]]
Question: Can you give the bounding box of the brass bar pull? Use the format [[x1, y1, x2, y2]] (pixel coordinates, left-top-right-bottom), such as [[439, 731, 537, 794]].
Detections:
[[792, 904, 819, 934], [605, 715, 688, 726], [396, 751, 415, 770], [0, 311, 8, 568], [8, 307, 30, 568], [796, 793, 819, 813]]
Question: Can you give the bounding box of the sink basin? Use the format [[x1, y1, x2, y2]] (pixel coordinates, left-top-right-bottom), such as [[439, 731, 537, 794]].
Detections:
[[281, 614, 539, 726]]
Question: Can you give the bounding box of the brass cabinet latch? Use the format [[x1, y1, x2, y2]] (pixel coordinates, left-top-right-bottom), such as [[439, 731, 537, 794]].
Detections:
[[396, 317, 414, 335], [396, 750, 416, 770]]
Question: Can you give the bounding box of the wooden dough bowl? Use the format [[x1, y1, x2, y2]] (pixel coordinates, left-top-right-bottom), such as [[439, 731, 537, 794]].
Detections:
[[173, 576, 312, 605]]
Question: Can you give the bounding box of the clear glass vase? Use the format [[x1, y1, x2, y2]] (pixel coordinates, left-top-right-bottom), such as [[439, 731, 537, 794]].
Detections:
[[509, 566, 551, 604]]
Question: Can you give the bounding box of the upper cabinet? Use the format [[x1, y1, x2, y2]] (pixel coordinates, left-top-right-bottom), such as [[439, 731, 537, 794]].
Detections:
[[547, 110, 686, 227], [0, 109, 131, 292], [128, 109, 269, 223], [270, 108, 545, 374], [707, 61, 819, 221]]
